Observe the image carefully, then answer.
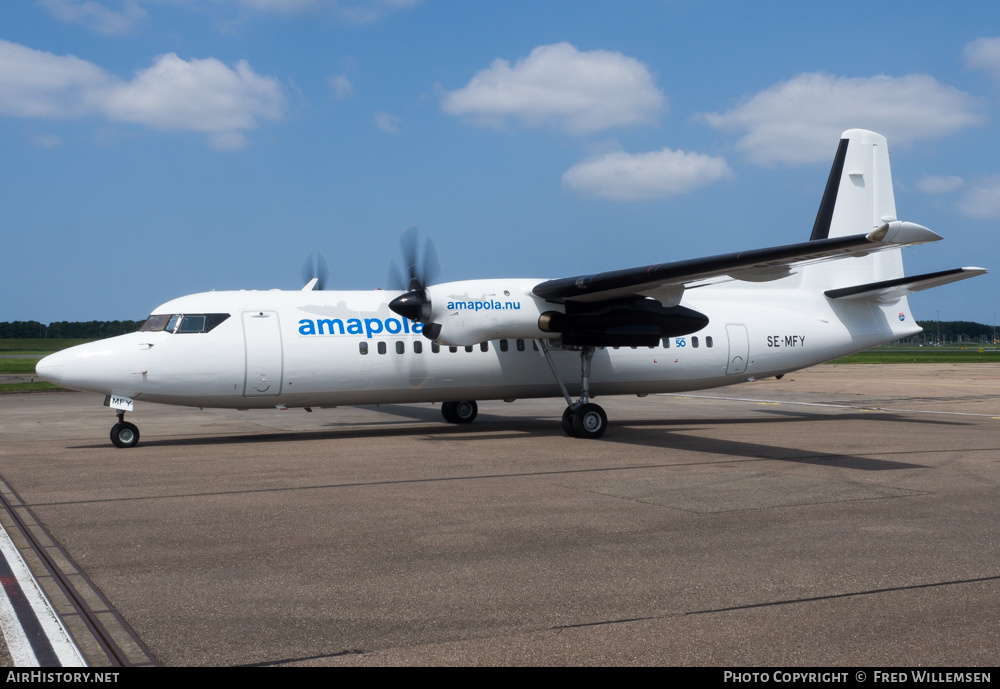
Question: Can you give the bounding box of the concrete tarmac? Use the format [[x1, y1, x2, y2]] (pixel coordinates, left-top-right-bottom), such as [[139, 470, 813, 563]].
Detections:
[[0, 364, 997, 666]]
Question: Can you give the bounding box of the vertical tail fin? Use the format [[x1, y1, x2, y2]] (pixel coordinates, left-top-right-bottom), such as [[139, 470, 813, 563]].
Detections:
[[810, 129, 897, 240], [807, 129, 903, 285]]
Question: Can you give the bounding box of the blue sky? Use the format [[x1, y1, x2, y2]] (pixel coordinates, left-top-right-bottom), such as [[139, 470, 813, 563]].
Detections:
[[2, 0, 999, 325]]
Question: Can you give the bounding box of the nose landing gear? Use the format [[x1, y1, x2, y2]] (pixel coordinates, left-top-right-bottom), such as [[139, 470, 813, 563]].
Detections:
[[110, 411, 140, 448]]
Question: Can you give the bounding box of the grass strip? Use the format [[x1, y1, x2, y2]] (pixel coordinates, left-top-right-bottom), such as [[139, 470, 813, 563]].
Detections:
[[0, 359, 44, 374], [0, 382, 66, 393]]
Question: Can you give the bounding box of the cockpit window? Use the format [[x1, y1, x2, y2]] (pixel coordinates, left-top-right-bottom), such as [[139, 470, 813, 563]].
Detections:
[[139, 315, 171, 332], [142, 313, 230, 334], [176, 315, 206, 333]]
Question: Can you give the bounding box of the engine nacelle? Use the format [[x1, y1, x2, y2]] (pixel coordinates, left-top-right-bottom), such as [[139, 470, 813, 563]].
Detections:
[[537, 297, 708, 347], [424, 279, 560, 346]]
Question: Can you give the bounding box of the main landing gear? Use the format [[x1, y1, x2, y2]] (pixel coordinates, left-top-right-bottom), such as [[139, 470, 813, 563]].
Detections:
[[561, 402, 607, 439], [442, 400, 478, 424], [542, 343, 607, 439], [110, 410, 140, 448]]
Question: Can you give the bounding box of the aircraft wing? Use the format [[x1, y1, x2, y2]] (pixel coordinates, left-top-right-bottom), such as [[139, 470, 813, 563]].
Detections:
[[532, 221, 940, 304]]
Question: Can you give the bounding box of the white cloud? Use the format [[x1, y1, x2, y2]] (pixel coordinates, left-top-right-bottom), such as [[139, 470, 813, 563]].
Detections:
[[442, 42, 666, 134], [0, 40, 111, 117], [917, 175, 965, 194], [562, 148, 732, 200], [964, 37, 1000, 81], [39, 0, 418, 33], [701, 73, 983, 166], [957, 177, 1000, 218], [374, 110, 400, 134], [223, 0, 419, 23], [39, 0, 145, 35], [328, 74, 353, 99], [0, 41, 284, 149], [103, 53, 284, 137]]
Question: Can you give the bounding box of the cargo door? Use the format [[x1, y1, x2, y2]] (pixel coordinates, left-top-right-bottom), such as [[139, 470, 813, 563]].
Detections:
[[243, 311, 283, 397]]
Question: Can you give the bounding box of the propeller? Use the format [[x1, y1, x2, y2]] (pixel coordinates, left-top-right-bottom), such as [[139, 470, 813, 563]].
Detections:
[[302, 251, 329, 291], [388, 226, 440, 325]]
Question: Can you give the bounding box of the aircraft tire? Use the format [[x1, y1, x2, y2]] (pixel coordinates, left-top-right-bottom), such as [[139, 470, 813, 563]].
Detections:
[[453, 400, 478, 424], [571, 403, 607, 439], [562, 407, 576, 437], [441, 402, 458, 424], [110, 421, 140, 448]]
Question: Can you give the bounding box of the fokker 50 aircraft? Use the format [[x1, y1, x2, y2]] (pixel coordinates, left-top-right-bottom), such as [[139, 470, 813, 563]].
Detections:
[[37, 130, 985, 447]]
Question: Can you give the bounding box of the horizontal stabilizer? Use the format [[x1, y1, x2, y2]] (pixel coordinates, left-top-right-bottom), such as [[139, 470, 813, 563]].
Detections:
[[824, 267, 987, 301]]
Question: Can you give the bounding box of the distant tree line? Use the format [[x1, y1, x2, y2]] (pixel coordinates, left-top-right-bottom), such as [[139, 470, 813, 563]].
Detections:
[[0, 320, 144, 339], [898, 320, 997, 345]]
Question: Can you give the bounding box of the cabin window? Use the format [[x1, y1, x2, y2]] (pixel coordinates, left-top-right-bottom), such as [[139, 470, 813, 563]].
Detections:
[[692, 336, 699, 348], [662, 338, 670, 348], [377, 341, 387, 355], [499, 339, 508, 352], [396, 341, 405, 354], [706, 336, 714, 348], [449, 346, 458, 353], [480, 342, 489, 353], [359, 342, 368, 355], [516, 339, 525, 352], [432, 343, 440, 353], [465, 345, 473, 353], [414, 341, 423, 354], [532, 341, 539, 351]]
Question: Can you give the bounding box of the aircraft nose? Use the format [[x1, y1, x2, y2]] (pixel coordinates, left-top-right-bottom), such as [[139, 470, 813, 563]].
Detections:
[[35, 351, 66, 384]]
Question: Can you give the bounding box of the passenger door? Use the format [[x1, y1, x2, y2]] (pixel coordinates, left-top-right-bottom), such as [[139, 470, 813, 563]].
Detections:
[[243, 311, 283, 397], [726, 324, 749, 375]]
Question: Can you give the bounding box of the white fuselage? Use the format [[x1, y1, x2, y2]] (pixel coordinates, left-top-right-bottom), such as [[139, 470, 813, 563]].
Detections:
[[35, 280, 921, 410]]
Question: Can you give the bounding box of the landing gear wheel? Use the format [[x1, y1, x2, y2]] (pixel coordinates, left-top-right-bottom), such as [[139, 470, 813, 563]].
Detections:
[[110, 421, 140, 448], [453, 400, 477, 424], [571, 403, 607, 439], [441, 401, 458, 423], [562, 406, 576, 437], [442, 400, 478, 424]]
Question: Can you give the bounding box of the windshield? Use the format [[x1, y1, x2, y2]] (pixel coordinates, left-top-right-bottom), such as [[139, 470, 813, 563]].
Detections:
[[140, 313, 230, 334]]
